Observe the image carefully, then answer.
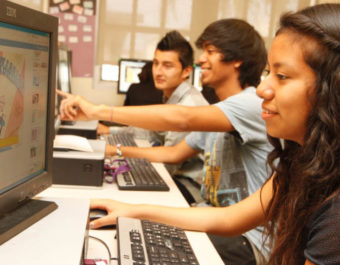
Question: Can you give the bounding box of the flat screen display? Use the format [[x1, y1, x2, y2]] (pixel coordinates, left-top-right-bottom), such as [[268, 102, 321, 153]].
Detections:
[[0, 22, 50, 196], [118, 59, 149, 94]]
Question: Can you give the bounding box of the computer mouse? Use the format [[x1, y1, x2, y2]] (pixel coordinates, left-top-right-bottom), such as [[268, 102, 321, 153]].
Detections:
[[89, 209, 116, 229], [89, 209, 108, 221]]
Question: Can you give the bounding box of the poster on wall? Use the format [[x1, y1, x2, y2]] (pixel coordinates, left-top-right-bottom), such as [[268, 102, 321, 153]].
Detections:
[[49, 0, 96, 78]]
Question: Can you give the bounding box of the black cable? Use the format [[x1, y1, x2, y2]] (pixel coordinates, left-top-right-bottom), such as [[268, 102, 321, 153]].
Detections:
[[86, 235, 119, 262]]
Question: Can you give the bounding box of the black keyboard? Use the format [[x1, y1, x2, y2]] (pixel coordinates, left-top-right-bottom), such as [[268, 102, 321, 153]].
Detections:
[[104, 134, 169, 191], [117, 157, 169, 191], [117, 217, 199, 265], [105, 133, 137, 147]]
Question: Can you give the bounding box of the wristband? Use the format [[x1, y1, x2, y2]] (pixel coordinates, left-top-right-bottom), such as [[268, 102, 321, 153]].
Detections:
[[116, 144, 122, 157]]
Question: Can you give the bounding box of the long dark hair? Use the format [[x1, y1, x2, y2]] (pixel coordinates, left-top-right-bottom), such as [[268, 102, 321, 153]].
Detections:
[[264, 4, 340, 265]]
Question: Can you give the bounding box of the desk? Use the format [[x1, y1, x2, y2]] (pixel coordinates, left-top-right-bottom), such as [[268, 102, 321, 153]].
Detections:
[[0, 197, 89, 265], [7, 138, 224, 265]]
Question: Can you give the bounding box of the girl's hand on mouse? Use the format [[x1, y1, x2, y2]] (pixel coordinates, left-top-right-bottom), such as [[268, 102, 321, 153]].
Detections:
[[89, 199, 135, 229]]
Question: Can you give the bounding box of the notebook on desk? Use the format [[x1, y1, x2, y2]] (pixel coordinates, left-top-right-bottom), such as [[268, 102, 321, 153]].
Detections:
[[54, 134, 94, 152], [102, 133, 170, 192]]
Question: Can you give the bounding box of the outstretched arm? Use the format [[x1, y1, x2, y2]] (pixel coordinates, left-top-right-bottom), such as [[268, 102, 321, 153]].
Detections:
[[90, 176, 273, 236], [106, 139, 200, 164], [57, 90, 234, 132]]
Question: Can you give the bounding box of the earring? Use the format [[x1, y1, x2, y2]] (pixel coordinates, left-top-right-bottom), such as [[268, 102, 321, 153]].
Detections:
[[234, 62, 241, 68]]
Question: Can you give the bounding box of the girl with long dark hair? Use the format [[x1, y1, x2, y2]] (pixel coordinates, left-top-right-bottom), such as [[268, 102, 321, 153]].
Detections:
[[77, 4, 340, 264]]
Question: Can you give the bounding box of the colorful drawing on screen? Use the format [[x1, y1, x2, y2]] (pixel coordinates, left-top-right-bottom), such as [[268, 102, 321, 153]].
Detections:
[[0, 51, 25, 149]]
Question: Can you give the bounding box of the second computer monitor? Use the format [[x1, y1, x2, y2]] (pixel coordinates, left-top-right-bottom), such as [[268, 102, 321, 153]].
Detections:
[[117, 58, 149, 94]]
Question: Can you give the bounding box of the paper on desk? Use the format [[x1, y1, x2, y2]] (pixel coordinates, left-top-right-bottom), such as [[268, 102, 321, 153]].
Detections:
[[54, 135, 94, 152]]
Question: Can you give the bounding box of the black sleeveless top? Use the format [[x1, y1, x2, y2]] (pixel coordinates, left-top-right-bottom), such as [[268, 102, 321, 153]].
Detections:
[[301, 194, 340, 264]]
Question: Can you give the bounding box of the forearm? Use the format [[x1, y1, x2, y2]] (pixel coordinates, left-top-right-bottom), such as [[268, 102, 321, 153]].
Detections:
[[60, 92, 232, 132], [113, 105, 191, 131], [91, 179, 272, 233], [131, 179, 274, 236], [106, 145, 186, 164], [94, 104, 230, 132], [131, 203, 262, 236], [131, 204, 230, 234]]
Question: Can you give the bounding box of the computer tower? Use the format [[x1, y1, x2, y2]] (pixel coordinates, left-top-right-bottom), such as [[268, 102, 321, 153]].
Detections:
[[57, 120, 99, 139], [52, 140, 105, 186]]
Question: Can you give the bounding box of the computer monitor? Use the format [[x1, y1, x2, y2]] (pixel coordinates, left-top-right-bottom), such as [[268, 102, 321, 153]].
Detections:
[[117, 58, 149, 94], [192, 64, 203, 91], [0, 1, 58, 244]]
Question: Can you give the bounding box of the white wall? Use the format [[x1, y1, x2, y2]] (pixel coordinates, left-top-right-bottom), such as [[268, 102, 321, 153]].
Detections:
[[71, 77, 125, 106], [12, 0, 335, 107]]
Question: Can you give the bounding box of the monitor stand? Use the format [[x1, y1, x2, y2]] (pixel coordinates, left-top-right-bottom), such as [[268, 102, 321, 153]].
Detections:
[[0, 199, 58, 245]]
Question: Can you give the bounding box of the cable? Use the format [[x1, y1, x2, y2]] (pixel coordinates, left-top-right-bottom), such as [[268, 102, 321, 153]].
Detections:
[[86, 235, 118, 262]]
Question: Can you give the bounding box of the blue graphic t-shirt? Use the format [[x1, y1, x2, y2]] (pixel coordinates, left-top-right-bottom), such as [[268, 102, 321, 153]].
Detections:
[[185, 87, 272, 255]]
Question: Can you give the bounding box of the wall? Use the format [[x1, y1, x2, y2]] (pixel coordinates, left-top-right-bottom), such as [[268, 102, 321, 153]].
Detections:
[[91, 0, 302, 107], [9, 0, 340, 107], [72, 72, 125, 106]]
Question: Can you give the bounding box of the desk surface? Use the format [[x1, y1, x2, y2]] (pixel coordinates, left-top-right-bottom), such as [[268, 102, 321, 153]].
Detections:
[[0, 197, 89, 265], [40, 162, 189, 206], [7, 138, 224, 265]]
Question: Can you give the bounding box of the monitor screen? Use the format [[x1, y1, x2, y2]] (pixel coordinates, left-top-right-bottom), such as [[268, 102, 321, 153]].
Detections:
[[117, 58, 149, 94], [0, 1, 58, 244]]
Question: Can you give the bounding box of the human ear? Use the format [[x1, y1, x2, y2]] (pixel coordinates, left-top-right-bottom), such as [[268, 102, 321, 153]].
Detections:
[[182, 65, 193, 80]]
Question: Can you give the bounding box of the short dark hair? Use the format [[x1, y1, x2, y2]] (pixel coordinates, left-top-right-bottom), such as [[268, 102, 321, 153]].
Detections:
[[195, 19, 266, 88], [156, 30, 193, 69]]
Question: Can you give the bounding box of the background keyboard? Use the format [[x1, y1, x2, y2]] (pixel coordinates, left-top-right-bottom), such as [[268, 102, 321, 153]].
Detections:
[[104, 134, 170, 191], [105, 133, 137, 147], [116, 157, 169, 191], [117, 217, 199, 265]]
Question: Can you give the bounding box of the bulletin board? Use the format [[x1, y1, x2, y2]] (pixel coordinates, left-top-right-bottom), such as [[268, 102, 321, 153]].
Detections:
[[49, 0, 96, 78]]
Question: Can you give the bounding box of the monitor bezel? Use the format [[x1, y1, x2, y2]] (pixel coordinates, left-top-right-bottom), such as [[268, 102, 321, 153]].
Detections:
[[117, 58, 150, 94], [0, 1, 58, 215]]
